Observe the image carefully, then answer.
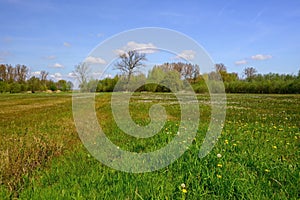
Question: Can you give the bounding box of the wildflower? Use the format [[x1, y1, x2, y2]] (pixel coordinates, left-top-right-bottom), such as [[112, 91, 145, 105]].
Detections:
[[265, 169, 270, 173], [233, 143, 237, 146], [272, 145, 277, 149], [217, 163, 222, 167], [182, 189, 187, 193], [217, 175, 222, 179], [217, 153, 222, 158], [224, 140, 229, 144], [181, 183, 186, 188]]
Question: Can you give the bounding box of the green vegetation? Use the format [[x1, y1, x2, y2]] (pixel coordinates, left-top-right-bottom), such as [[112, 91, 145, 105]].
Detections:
[[0, 93, 299, 199], [95, 62, 300, 94], [0, 64, 73, 93]]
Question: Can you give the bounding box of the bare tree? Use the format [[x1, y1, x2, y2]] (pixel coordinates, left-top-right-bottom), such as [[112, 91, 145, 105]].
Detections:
[[215, 63, 227, 72], [40, 70, 49, 82], [74, 62, 90, 91], [115, 50, 147, 83], [244, 67, 257, 81]]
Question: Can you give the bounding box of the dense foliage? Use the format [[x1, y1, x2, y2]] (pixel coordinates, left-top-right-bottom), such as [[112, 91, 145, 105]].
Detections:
[[0, 64, 73, 93], [94, 63, 300, 94]]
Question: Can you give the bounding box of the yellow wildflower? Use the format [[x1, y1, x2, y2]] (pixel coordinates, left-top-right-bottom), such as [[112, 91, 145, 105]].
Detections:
[[217, 175, 222, 179], [272, 145, 277, 149], [217, 163, 222, 167], [265, 169, 270, 173], [224, 140, 229, 144], [182, 189, 187, 193]]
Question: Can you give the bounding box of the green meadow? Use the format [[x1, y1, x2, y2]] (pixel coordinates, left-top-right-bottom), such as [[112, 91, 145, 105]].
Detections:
[[0, 93, 299, 199]]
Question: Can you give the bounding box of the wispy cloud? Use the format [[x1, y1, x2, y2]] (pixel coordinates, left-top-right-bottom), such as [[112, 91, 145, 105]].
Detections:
[[175, 50, 196, 61], [115, 41, 157, 55], [63, 42, 71, 47], [49, 63, 64, 68], [235, 60, 248, 65], [251, 54, 272, 60], [84, 56, 106, 64]]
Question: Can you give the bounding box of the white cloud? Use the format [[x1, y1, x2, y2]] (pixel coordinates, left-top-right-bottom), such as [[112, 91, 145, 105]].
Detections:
[[63, 42, 71, 47], [49, 63, 64, 68], [67, 72, 77, 78], [251, 54, 272, 60], [85, 56, 106, 64], [105, 74, 112, 78], [175, 50, 196, 61], [115, 41, 157, 55], [50, 72, 62, 81], [31, 71, 41, 76], [235, 60, 248, 65]]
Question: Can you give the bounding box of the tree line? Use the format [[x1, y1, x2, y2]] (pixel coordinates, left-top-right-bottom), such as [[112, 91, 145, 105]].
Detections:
[[77, 50, 299, 94], [0, 64, 73, 93]]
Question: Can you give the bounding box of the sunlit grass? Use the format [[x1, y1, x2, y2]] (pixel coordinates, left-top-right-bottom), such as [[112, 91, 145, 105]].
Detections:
[[0, 93, 299, 199]]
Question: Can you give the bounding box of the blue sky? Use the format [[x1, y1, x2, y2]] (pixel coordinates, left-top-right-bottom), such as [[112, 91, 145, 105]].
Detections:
[[0, 0, 299, 81]]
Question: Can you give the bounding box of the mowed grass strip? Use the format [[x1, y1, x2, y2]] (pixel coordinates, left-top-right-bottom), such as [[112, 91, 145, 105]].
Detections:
[[0, 93, 299, 199]]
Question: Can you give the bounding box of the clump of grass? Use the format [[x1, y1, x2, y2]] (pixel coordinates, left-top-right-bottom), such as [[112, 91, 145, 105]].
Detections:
[[0, 134, 63, 193]]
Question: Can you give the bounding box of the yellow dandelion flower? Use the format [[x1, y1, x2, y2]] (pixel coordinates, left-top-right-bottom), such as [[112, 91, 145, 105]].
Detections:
[[224, 140, 229, 144], [265, 169, 270, 173], [217, 175, 222, 179], [272, 145, 277, 149], [233, 143, 237, 146], [217, 163, 222, 167], [182, 189, 187, 193]]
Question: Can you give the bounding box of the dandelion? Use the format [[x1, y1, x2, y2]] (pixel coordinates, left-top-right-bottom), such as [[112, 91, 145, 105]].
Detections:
[[233, 143, 237, 146], [217, 163, 222, 167], [217, 153, 222, 158], [272, 145, 277, 149], [182, 189, 187, 193], [217, 175, 222, 179], [181, 183, 186, 188], [265, 169, 270, 173], [224, 140, 229, 144]]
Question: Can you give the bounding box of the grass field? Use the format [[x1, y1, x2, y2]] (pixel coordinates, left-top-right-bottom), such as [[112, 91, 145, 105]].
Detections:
[[0, 93, 299, 199]]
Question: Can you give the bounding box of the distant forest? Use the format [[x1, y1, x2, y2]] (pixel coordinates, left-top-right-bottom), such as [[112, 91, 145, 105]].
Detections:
[[93, 62, 300, 94], [1, 62, 299, 94], [0, 64, 73, 93]]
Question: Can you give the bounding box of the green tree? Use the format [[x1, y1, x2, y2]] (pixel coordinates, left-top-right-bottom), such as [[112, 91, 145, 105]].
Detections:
[[27, 76, 41, 93]]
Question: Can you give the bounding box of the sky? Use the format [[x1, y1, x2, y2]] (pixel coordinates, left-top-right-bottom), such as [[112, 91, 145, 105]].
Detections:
[[0, 0, 299, 82]]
